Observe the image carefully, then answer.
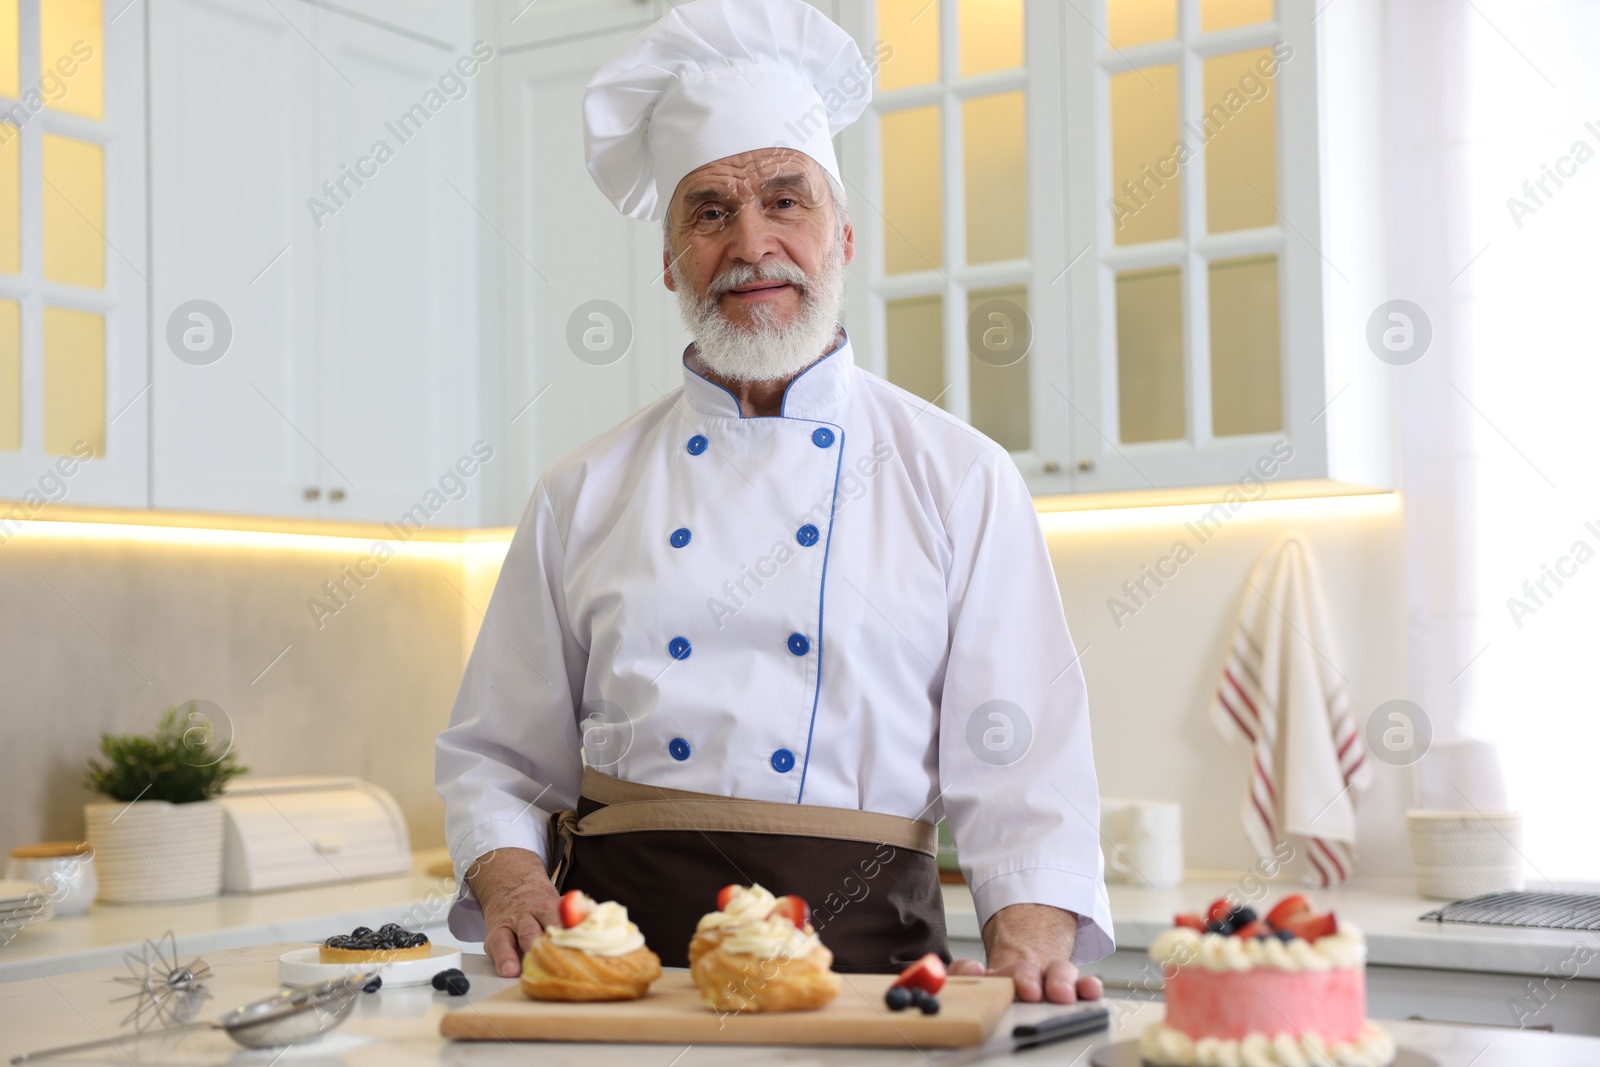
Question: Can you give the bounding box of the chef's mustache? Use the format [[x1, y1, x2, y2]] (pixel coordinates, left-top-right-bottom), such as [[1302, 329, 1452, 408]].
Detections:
[[705, 260, 811, 302]]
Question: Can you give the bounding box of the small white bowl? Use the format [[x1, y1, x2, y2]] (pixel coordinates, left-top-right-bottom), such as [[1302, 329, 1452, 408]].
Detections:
[[278, 943, 463, 988]]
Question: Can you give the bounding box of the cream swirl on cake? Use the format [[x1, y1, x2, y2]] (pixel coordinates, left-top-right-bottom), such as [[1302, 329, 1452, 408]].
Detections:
[[1140, 1023, 1398, 1067], [1151, 924, 1368, 974], [720, 913, 821, 959], [545, 900, 646, 957], [694, 883, 778, 931]]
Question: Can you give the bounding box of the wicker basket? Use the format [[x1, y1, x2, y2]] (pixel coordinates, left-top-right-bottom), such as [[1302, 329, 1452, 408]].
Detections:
[[84, 799, 224, 903], [1406, 809, 1525, 901]]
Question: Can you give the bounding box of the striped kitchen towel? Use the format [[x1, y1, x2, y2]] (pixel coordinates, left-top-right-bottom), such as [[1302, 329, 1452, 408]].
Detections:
[[1211, 536, 1372, 886]]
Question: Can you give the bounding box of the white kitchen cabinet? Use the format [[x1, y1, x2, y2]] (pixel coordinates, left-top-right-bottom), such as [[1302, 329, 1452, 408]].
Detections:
[[478, 0, 687, 526], [493, 0, 661, 51], [1059, 0, 1392, 494], [827, 0, 1392, 497], [149, 0, 319, 518], [306, 6, 483, 526], [0, 0, 148, 510], [149, 0, 483, 525]]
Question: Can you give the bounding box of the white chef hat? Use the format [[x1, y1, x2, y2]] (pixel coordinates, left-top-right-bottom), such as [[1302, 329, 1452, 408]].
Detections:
[[582, 0, 872, 222]]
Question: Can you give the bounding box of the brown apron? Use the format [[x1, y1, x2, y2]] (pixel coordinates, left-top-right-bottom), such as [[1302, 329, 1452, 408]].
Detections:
[[546, 768, 948, 973]]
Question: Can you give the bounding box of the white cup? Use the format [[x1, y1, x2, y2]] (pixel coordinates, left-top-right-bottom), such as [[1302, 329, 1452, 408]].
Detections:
[[1101, 800, 1183, 888]]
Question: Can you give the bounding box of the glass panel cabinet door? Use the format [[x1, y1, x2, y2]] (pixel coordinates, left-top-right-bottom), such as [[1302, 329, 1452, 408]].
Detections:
[[1070, 0, 1295, 490], [881, 105, 943, 275], [0, 0, 145, 507], [848, 0, 1068, 484]]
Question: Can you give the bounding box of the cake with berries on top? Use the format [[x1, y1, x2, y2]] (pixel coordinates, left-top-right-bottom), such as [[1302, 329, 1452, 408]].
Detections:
[[1141, 894, 1396, 1067]]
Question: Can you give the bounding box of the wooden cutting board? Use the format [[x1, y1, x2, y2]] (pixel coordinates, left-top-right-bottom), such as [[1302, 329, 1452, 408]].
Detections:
[[441, 971, 1014, 1048]]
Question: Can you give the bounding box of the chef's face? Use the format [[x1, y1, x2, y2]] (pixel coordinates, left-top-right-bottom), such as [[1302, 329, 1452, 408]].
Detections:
[[662, 150, 854, 332]]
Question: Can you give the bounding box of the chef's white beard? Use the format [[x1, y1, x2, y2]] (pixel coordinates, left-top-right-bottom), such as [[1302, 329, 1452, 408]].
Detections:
[[673, 240, 846, 385]]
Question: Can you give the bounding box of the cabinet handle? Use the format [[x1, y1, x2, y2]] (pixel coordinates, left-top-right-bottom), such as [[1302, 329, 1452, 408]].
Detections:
[[304, 487, 321, 501], [1077, 459, 1096, 472], [1042, 460, 1061, 474], [329, 488, 346, 503]]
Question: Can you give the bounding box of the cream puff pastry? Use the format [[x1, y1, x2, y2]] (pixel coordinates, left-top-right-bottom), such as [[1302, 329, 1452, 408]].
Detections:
[[691, 909, 840, 1013], [519, 891, 662, 1001]]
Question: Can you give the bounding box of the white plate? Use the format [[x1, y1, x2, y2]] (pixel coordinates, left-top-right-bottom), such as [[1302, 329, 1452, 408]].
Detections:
[[278, 944, 463, 989]]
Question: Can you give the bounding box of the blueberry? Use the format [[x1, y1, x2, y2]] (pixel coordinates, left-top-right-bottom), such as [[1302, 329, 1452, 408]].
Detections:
[[1228, 907, 1258, 927], [1275, 929, 1297, 943], [351, 927, 373, 939], [1205, 919, 1232, 935], [444, 973, 471, 996], [908, 987, 930, 1003], [432, 970, 451, 990], [919, 995, 940, 1015], [885, 986, 912, 1011], [362, 976, 382, 993]]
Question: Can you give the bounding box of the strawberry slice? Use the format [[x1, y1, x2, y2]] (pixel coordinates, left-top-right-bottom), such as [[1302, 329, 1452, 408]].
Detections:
[[1174, 912, 1208, 933], [772, 895, 810, 929], [1232, 920, 1269, 939], [1205, 898, 1232, 923], [716, 884, 743, 911], [558, 889, 594, 929], [892, 953, 947, 995], [1266, 894, 1313, 930], [1284, 912, 1338, 942]]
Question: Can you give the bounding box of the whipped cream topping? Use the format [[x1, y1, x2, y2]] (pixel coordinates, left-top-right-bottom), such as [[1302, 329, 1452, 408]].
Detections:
[[1140, 1022, 1396, 1067], [1150, 924, 1367, 974], [719, 913, 820, 960], [695, 883, 778, 932], [546, 900, 646, 957]]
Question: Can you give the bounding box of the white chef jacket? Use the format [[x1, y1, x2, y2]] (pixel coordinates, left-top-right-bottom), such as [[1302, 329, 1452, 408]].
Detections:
[[436, 331, 1114, 963]]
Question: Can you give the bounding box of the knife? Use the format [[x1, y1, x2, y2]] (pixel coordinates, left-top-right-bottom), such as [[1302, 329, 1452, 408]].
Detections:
[[933, 1002, 1112, 1065]]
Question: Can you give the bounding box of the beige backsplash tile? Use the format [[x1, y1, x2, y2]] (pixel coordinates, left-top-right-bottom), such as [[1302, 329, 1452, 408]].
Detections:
[[0, 535, 468, 858]]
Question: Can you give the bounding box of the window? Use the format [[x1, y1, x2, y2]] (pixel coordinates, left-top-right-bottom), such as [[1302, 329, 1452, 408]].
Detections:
[[0, 0, 109, 458], [868, 0, 1041, 455]]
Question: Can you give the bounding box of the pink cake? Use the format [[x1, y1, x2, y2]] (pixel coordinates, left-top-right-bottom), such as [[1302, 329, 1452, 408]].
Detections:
[[1141, 895, 1396, 1066]]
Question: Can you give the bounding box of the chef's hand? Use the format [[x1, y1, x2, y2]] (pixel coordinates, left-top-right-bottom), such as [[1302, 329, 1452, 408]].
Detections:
[[948, 903, 1104, 1004], [464, 847, 563, 978]]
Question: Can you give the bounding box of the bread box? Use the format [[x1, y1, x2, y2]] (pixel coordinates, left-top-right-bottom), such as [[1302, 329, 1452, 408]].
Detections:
[[217, 776, 411, 893]]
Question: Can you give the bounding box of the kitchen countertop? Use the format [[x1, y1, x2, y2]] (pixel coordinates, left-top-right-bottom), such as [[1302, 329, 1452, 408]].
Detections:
[[3, 941, 1598, 1066], [6, 851, 1594, 986], [0, 850, 464, 984], [1085, 875, 1600, 979]]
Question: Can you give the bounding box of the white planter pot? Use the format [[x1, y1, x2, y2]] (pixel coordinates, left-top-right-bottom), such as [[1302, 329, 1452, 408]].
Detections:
[[84, 799, 224, 904]]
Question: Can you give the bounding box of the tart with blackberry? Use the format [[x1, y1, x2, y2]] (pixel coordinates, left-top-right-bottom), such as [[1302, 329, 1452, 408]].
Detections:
[[319, 923, 430, 964]]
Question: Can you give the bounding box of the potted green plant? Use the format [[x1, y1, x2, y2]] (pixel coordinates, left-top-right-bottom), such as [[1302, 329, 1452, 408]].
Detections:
[[82, 704, 246, 903]]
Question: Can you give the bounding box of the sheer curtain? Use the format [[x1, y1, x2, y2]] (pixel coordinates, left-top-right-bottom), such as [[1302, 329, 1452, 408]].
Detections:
[[1391, 0, 1600, 884]]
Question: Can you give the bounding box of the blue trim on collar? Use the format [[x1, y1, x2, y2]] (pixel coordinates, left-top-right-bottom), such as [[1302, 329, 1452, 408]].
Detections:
[[682, 358, 749, 418], [779, 333, 847, 418]]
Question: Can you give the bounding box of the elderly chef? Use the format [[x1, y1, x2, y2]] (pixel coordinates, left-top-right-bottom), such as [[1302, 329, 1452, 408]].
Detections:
[[436, 0, 1112, 1004]]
